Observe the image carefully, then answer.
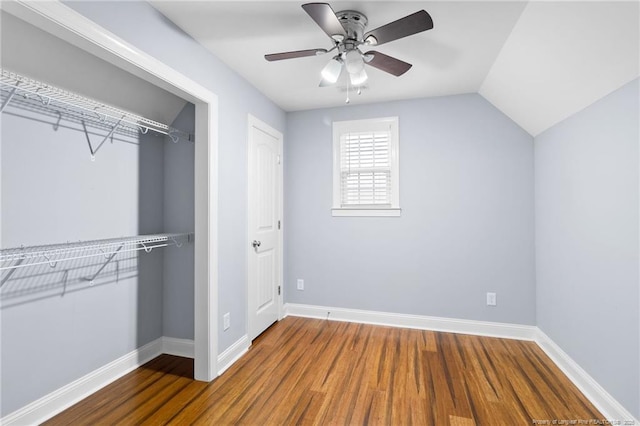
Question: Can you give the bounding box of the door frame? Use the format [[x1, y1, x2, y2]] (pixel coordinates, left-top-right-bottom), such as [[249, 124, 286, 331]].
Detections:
[[3, 0, 219, 381], [246, 114, 284, 341]]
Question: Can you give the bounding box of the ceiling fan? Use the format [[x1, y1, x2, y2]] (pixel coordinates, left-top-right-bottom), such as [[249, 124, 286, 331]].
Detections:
[[265, 3, 434, 87]]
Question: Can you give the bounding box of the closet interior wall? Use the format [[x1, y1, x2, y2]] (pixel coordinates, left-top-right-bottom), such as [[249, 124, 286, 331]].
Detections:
[[0, 12, 195, 416]]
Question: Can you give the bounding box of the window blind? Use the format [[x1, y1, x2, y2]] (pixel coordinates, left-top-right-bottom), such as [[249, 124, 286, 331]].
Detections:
[[340, 130, 392, 206]]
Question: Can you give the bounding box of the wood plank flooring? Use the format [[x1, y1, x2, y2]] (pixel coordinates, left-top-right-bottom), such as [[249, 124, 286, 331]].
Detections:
[[45, 317, 603, 425]]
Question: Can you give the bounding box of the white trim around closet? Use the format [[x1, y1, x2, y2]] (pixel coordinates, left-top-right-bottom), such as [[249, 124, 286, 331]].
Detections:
[[1, 0, 219, 381]]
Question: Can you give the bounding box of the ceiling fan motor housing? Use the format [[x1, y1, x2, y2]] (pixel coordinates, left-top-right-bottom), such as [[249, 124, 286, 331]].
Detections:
[[335, 10, 368, 49]]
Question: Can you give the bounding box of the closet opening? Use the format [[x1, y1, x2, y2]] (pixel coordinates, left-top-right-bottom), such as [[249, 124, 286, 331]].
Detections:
[[0, 2, 218, 418]]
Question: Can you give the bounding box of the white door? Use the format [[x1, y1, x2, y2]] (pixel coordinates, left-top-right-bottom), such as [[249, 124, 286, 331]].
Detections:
[[248, 115, 283, 341]]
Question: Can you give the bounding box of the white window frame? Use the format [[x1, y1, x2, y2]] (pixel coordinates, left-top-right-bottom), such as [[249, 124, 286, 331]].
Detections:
[[332, 117, 401, 217]]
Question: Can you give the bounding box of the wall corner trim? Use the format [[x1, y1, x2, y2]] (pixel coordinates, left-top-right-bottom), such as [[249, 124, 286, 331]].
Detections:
[[1, 338, 164, 425], [217, 335, 250, 376], [534, 329, 639, 424], [283, 303, 537, 340]]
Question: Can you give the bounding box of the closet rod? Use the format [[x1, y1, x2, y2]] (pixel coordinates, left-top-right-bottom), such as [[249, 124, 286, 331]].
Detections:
[[0, 69, 192, 142], [0, 233, 192, 273]]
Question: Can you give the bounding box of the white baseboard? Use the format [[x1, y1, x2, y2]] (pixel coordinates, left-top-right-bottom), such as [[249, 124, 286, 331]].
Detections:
[[1, 338, 163, 426], [535, 330, 639, 425], [162, 336, 195, 358], [283, 303, 537, 340], [161, 334, 250, 376], [217, 334, 250, 375]]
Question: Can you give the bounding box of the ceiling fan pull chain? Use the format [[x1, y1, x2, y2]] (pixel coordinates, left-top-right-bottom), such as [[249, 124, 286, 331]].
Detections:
[[346, 79, 350, 104]]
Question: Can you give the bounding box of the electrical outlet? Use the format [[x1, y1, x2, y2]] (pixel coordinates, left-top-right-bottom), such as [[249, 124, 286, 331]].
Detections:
[[223, 312, 231, 330], [486, 292, 497, 306], [297, 279, 304, 290]]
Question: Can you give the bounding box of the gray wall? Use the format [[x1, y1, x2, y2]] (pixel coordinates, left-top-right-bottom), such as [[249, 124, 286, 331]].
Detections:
[[285, 94, 536, 325], [64, 1, 287, 351], [163, 103, 195, 339], [535, 78, 639, 419], [0, 107, 165, 415]]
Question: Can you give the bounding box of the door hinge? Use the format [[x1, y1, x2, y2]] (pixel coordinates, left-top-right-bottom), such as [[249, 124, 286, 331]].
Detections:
[[278, 220, 281, 230], [277, 155, 281, 165], [278, 285, 281, 295]]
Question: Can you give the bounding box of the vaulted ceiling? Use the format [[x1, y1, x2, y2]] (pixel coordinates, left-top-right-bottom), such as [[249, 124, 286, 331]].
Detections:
[[151, 1, 639, 136]]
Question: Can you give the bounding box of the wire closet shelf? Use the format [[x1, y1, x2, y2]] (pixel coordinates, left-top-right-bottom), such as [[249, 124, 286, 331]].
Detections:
[[0, 233, 192, 270], [0, 233, 192, 287], [0, 68, 192, 143]]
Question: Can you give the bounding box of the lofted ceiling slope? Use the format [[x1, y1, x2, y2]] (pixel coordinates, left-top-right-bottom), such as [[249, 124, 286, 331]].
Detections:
[[480, 1, 639, 136], [151, 1, 639, 136]]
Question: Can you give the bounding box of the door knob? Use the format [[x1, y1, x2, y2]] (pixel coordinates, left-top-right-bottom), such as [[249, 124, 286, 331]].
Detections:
[[252, 240, 261, 248]]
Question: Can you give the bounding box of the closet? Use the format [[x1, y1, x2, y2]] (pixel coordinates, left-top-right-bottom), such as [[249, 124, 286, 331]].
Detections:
[[0, 11, 197, 417]]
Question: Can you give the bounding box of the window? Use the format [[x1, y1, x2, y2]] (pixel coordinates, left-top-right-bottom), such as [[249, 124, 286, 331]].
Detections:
[[332, 117, 400, 217]]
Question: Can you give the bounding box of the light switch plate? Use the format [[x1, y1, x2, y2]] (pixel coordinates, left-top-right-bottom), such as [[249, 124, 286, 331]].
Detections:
[[223, 312, 230, 330]]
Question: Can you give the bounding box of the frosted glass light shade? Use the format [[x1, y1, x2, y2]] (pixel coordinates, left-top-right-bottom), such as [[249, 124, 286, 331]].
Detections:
[[349, 68, 368, 85], [344, 50, 364, 74], [321, 58, 342, 84]]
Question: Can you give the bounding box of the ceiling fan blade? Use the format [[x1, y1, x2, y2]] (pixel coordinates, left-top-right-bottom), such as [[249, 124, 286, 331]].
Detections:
[[265, 48, 327, 61], [302, 3, 347, 40], [364, 10, 433, 46], [364, 51, 412, 76]]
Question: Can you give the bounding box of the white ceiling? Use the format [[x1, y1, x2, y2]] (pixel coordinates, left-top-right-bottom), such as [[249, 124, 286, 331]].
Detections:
[[151, 1, 639, 136]]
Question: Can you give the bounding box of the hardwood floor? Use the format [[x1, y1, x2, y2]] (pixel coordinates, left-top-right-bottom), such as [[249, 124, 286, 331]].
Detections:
[[45, 317, 602, 425]]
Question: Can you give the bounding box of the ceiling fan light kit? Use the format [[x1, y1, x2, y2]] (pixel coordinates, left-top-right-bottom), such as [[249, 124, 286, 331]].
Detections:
[[349, 68, 368, 86], [264, 2, 434, 98], [321, 56, 343, 84], [344, 49, 365, 74], [364, 35, 378, 46]]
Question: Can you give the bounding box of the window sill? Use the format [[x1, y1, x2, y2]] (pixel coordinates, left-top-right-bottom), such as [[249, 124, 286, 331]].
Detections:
[[331, 208, 402, 217]]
